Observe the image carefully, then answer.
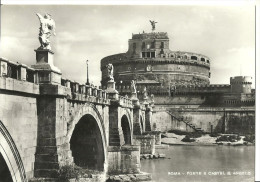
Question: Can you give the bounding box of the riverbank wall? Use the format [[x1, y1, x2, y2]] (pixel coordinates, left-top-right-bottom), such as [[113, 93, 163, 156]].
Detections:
[[152, 107, 255, 134]]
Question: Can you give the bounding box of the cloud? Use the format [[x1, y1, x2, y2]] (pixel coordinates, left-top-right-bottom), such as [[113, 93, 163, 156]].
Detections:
[[0, 5, 255, 87]]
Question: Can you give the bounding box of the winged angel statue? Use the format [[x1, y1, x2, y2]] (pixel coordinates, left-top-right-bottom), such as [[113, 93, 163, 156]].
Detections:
[[36, 13, 56, 50], [149, 20, 157, 31]]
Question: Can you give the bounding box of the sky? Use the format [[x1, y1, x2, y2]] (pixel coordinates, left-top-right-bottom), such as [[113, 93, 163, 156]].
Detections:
[[0, 5, 255, 87]]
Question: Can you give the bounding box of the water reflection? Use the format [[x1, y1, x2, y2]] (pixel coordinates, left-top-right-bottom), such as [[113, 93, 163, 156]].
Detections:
[[141, 146, 254, 182]]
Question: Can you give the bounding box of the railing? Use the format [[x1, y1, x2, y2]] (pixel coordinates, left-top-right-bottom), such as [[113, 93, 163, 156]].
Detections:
[[0, 58, 36, 83], [61, 78, 109, 104], [119, 95, 133, 108]]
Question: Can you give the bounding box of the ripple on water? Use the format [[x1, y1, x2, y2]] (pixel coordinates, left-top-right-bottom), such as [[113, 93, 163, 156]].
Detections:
[[141, 145, 255, 182]]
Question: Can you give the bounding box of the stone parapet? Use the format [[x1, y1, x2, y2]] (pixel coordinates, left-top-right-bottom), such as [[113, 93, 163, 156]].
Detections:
[[118, 95, 133, 108], [1, 57, 36, 83], [0, 77, 39, 95]]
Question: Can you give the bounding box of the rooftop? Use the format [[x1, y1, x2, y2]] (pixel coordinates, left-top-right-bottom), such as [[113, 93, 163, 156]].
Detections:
[[132, 32, 169, 40]]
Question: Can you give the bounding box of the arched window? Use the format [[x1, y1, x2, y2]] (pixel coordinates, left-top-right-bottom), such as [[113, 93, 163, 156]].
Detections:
[[161, 42, 164, 48], [151, 41, 155, 48], [201, 58, 205, 62], [207, 60, 210, 63], [142, 42, 145, 49], [184, 55, 188, 59], [191, 56, 197, 60]]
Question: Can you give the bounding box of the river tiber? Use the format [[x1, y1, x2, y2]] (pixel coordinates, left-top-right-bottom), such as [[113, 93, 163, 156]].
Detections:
[[0, 5, 255, 182]]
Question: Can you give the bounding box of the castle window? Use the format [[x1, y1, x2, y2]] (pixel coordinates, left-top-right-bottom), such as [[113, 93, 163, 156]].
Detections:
[[151, 52, 155, 58], [201, 58, 205, 62], [191, 56, 197, 60], [142, 42, 145, 49], [161, 42, 164, 48], [147, 52, 151, 58], [207, 60, 210, 63], [184, 55, 188, 59], [142, 52, 145, 58], [160, 49, 164, 55], [151, 41, 155, 48]]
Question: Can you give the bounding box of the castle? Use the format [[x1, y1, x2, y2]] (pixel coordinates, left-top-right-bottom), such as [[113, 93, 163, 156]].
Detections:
[[100, 30, 255, 134]]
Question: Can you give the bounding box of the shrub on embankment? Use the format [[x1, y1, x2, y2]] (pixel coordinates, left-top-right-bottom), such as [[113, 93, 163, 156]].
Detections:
[[216, 135, 241, 143], [243, 134, 255, 143], [181, 135, 196, 142], [58, 164, 101, 181]]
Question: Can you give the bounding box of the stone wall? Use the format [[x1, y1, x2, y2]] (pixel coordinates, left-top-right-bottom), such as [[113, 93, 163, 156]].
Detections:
[[133, 135, 155, 155], [107, 146, 140, 174], [225, 111, 255, 134], [154, 95, 206, 105], [0, 93, 38, 179], [152, 108, 255, 134]]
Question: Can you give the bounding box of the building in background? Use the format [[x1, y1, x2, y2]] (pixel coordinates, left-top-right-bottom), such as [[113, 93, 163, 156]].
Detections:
[[100, 29, 255, 134]]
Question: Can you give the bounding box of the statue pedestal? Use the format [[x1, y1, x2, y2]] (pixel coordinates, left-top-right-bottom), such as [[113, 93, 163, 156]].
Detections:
[[32, 49, 61, 84], [106, 80, 118, 100], [131, 92, 137, 99], [130, 92, 140, 106]]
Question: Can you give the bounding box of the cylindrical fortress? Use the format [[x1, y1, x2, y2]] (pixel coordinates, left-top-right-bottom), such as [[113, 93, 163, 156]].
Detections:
[[101, 32, 211, 90]]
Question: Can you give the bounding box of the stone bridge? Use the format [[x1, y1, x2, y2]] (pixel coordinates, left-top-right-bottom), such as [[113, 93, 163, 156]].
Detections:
[[0, 49, 156, 181]]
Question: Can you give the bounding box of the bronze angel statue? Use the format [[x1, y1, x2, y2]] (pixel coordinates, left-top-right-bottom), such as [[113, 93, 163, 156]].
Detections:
[[149, 20, 157, 31], [36, 13, 56, 50]]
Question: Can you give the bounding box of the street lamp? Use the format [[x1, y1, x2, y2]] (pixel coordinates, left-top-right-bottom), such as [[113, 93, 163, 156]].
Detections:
[[86, 60, 89, 85]]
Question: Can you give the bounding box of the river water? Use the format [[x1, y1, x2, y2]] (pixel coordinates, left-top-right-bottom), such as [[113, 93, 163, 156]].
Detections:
[[141, 145, 255, 182]]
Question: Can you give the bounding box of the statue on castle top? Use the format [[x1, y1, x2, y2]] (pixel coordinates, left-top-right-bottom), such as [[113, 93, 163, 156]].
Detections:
[[130, 80, 136, 93], [106, 63, 114, 81], [36, 13, 56, 50], [149, 20, 157, 31]]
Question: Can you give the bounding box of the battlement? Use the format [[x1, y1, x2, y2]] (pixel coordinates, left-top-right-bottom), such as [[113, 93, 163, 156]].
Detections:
[[230, 76, 252, 84], [101, 52, 210, 70], [132, 32, 168, 40]]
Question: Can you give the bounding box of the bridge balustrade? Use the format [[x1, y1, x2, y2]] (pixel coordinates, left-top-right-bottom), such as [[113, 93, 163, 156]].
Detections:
[[118, 95, 133, 108], [0, 58, 36, 83]]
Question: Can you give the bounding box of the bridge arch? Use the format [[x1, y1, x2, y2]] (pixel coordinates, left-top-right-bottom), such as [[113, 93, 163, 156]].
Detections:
[[66, 104, 107, 171], [140, 115, 144, 132], [121, 115, 131, 145], [0, 121, 26, 182], [118, 108, 133, 145]]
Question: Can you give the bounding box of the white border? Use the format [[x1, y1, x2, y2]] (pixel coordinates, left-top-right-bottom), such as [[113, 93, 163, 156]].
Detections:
[[0, 0, 258, 6], [0, 0, 259, 181]]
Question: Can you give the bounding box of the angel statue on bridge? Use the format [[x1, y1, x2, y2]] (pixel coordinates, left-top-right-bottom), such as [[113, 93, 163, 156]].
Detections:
[[149, 20, 157, 31], [131, 80, 137, 93], [106, 63, 114, 81], [36, 13, 56, 50]]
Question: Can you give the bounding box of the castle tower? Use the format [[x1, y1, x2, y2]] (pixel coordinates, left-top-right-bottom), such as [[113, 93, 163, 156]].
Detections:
[[230, 76, 252, 94]]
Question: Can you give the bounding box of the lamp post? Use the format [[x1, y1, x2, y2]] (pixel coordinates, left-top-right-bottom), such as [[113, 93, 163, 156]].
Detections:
[[86, 60, 89, 85]]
